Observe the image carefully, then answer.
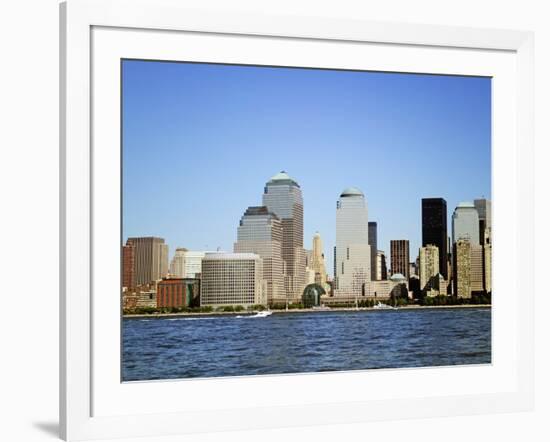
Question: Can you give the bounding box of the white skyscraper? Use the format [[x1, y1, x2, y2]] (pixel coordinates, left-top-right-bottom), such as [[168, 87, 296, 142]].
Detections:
[[169, 247, 187, 278], [335, 187, 370, 296], [452, 202, 480, 245]]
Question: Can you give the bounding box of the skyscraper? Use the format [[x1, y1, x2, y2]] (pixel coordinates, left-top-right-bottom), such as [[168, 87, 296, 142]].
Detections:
[[122, 242, 135, 289], [453, 239, 472, 298], [452, 202, 480, 244], [335, 187, 370, 296], [422, 198, 448, 279], [376, 250, 388, 280], [419, 244, 439, 292], [311, 232, 328, 286], [484, 227, 492, 293], [125, 237, 169, 285], [390, 240, 410, 279], [368, 222, 378, 281], [262, 171, 306, 301], [169, 247, 188, 278], [234, 206, 284, 305], [474, 198, 492, 244]]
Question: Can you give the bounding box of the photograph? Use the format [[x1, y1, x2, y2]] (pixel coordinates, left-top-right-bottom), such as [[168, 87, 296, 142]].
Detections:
[[120, 59, 492, 382]]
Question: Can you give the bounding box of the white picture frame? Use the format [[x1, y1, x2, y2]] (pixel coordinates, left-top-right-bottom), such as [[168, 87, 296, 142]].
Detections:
[[60, 0, 534, 440]]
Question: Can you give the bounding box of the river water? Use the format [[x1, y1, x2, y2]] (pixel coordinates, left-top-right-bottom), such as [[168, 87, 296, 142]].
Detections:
[[122, 307, 491, 381]]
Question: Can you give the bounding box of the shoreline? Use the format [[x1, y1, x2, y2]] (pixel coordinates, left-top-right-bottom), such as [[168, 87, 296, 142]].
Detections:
[[123, 304, 491, 319]]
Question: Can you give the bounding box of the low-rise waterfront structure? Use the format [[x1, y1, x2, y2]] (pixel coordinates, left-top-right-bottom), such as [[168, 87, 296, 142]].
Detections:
[[157, 277, 200, 308]]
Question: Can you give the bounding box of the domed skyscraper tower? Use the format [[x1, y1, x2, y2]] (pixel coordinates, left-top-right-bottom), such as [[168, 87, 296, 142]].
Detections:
[[262, 171, 306, 302], [335, 187, 370, 297]]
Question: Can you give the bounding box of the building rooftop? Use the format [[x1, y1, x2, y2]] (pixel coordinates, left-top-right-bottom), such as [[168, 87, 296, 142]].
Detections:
[[340, 187, 364, 197], [457, 201, 475, 208], [390, 273, 406, 282], [203, 252, 260, 260], [266, 171, 300, 187], [243, 206, 279, 219]]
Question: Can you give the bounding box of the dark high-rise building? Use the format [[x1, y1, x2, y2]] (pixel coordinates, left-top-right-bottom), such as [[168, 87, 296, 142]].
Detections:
[[474, 198, 492, 244], [422, 198, 448, 279], [390, 240, 410, 279], [368, 222, 378, 280]]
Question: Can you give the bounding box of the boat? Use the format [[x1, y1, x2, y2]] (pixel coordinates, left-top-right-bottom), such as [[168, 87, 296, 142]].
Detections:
[[312, 305, 331, 311], [236, 310, 272, 318], [373, 301, 396, 310]]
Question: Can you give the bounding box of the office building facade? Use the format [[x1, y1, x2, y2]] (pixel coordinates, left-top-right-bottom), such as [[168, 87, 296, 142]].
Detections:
[[368, 221, 378, 280], [122, 242, 135, 289], [262, 171, 306, 301], [419, 244, 439, 292], [125, 237, 169, 285], [200, 253, 265, 307], [234, 206, 284, 305], [169, 247, 187, 278], [452, 202, 480, 245], [390, 240, 410, 280], [422, 198, 448, 279], [335, 187, 370, 296]]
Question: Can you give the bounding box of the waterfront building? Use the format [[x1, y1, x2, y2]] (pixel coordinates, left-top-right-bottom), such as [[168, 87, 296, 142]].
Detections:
[[484, 227, 492, 293], [122, 241, 135, 289], [470, 243, 484, 293], [452, 202, 480, 245], [125, 237, 169, 285], [122, 282, 157, 310], [169, 247, 188, 278], [419, 244, 439, 292], [302, 283, 326, 308], [409, 274, 421, 299], [335, 187, 370, 297], [234, 206, 284, 305], [200, 253, 265, 307], [311, 232, 328, 286], [426, 273, 447, 297], [368, 280, 391, 299], [262, 171, 306, 301], [368, 222, 378, 280], [389, 273, 408, 299], [390, 240, 410, 280], [157, 277, 200, 308], [172, 250, 217, 278], [453, 239, 472, 298], [376, 250, 388, 280], [422, 198, 448, 279], [474, 198, 492, 245]]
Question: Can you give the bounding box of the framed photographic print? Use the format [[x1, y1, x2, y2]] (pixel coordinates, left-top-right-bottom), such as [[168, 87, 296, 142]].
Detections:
[[60, 0, 534, 440]]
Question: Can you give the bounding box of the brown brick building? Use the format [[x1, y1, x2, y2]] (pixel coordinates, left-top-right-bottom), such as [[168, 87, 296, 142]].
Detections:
[[122, 241, 135, 289], [157, 277, 200, 308], [390, 240, 410, 279]]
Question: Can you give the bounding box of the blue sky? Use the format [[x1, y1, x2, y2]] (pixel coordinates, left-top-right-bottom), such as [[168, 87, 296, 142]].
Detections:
[[122, 60, 491, 273]]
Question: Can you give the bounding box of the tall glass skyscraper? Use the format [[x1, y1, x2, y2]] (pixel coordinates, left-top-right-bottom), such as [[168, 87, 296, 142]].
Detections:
[[452, 202, 480, 244], [234, 206, 284, 305], [262, 171, 306, 301], [335, 187, 370, 296], [422, 198, 448, 279]]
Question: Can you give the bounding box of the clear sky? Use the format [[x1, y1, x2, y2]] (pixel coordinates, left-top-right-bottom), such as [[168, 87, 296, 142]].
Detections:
[[122, 60, 491, 274]]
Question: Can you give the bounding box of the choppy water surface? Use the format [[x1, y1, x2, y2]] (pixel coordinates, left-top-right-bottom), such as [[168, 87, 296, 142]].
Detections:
[[122, 307, 491, 381]]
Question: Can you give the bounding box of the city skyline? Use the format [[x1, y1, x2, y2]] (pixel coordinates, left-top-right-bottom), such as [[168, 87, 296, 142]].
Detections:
[[122, 60, 491, 272]]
